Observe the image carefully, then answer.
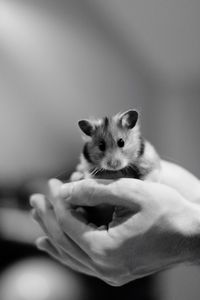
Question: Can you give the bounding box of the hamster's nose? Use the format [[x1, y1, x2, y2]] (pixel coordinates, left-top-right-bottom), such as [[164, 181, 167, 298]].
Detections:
[[107, 159, 121, 169]]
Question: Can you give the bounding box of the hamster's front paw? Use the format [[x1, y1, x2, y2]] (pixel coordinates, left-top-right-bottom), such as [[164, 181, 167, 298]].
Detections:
[[70, 171, 85, 181]]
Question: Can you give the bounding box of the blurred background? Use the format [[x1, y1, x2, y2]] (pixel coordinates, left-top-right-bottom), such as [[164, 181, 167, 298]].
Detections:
[[0, 0, 200, 299]]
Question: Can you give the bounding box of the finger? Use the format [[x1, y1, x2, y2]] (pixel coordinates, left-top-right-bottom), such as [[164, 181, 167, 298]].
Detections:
[[31, 208, 50, 236], [30, 193, 52, 210], [30, 195, 61, 238], [48, 178, 63, 205], [108, 210, 146, 238], [59, 179, 114, 204], [54, 196, 114, 254], [93, 179, 114, 185], [59, 179, 138, 207], [36, 236, 97, 277], [31, 196, 97, 270], [37, 236, 60, 257]]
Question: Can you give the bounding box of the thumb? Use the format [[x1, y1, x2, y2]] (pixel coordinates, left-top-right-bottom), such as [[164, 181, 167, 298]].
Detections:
[[59, 178, 141, 209]]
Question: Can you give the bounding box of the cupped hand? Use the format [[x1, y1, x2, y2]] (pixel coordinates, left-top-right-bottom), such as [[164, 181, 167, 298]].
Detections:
[[30, 175, 200, 286]]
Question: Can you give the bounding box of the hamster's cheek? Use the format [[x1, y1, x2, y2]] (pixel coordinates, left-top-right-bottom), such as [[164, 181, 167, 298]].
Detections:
[[91, 150, 105, 166]]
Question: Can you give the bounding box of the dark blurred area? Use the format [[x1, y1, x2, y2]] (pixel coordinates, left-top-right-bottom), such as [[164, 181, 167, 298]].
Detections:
[[0, 0, 200, 299]]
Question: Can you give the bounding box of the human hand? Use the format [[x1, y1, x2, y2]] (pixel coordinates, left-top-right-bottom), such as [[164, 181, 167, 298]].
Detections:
[[30, 178, 200, 286], [160, 160, 200, 203]]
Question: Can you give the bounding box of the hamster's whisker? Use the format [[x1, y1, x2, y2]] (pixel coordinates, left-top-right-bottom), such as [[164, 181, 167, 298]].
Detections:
[[90, 167, 102, 176], [93, 169, 99, 176], [90, 167, 105, 176], [90, 168, 98, 176], [96, 167, 104, 175]]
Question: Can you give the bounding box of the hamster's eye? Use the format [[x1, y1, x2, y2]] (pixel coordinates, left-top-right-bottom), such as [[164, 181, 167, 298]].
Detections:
[[98, 140, 106, 151], [117, 138, 125, 148]]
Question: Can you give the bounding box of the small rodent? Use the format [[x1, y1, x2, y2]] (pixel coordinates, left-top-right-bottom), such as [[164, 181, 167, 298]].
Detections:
[[70, 109, 161, 182]]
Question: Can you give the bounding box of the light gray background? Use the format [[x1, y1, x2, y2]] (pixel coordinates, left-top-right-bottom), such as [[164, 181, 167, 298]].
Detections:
[[0, 1, 200, 298]]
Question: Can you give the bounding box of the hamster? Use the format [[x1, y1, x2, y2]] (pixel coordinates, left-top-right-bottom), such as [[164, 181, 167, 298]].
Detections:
[[70, 109, 161, 182]]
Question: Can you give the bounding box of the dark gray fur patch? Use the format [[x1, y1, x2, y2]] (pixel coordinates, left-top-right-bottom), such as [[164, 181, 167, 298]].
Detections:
[[83, 143, 93, 163], [138, 137, 145, 157], [95, 117, 115, 148], [103, 116, 109, 128], [126, 165, 143, 179]]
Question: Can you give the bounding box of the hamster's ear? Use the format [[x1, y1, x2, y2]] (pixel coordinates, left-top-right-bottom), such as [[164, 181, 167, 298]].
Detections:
[[119, 110, 138, 129], [78, 120, 95, 136]]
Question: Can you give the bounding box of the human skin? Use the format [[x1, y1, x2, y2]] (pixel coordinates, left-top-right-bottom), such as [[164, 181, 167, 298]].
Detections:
[[30, 160, 200, 286]]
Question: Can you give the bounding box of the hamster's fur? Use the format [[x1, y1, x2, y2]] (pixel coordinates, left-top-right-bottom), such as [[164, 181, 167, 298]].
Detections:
[[70, 110, 160, 182]]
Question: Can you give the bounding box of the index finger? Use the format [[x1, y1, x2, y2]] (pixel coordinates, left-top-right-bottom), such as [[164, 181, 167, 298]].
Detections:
[[47, 178, 111, 253], [54, 195, 113, 254], [48, 178, 63, 205]]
